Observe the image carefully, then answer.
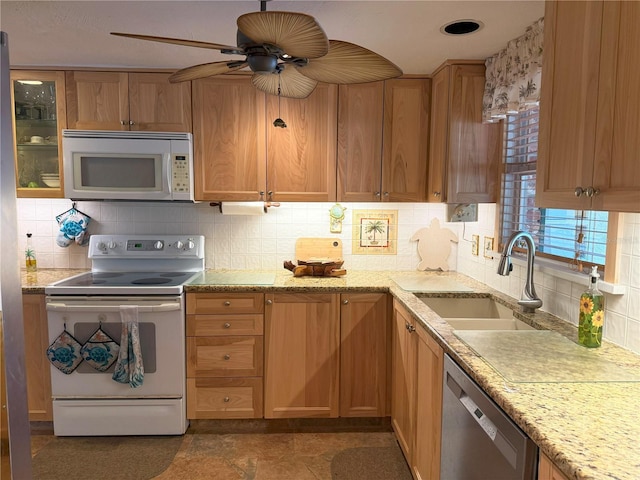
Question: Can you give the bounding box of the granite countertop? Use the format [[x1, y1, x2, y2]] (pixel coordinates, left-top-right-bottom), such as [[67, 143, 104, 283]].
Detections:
[[25, 268, 640, 480]]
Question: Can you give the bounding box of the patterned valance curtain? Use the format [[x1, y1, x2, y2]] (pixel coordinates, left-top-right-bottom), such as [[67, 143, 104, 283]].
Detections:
[[483, 17, 544, 123]]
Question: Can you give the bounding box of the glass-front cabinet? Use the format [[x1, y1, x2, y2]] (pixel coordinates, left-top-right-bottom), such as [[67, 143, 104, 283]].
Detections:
[[11, 70, 67, 198]]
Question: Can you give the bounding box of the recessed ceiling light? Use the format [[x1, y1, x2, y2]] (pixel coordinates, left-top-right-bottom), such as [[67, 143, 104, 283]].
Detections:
[[440, 19, 484, 36]]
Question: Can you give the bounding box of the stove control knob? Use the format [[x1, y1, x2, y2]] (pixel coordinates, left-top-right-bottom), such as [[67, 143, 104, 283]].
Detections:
[[174, 240, 184, 250], [186, 240, 196, 250], [154, 241, 164, 250], [97, 242, 108, 252], [107, 241, 117, 250]]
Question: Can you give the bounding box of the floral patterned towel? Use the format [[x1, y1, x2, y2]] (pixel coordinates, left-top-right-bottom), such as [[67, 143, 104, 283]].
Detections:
[[112, 306, 144, 388], [80, 326, 120, 372], [47, 330, 83, 374]]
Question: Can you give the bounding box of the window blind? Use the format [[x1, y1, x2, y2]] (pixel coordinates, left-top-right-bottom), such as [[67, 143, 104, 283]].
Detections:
[[499, 108, 608, 268]]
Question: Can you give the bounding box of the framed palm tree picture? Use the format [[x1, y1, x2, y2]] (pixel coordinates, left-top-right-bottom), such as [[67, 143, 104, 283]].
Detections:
[[352, 210, 397, 254]]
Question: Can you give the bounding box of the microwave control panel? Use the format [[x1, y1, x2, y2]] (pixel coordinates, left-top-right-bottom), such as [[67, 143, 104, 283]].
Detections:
[[172, 154, 191, 193]]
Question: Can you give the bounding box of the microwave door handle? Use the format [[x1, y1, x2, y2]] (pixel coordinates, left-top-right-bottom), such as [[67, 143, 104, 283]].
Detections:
[[166, 153, 172, 194], [46, 302, 182, 313]]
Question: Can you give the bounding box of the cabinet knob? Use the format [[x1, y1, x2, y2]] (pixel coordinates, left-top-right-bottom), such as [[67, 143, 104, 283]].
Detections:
[[585, 186, 600, 197], [224, 301, 231, 306], [383, 192, 389, 197], [224, 354, 231, 360], [223, 322, 231, 329], [342, 300, 349, 305], [259, 190, 265, 199], [129, 120, 135, 125], [223, 396, 230, 403], [433, 191, 441, 197], [407, 324, 416, 333], [266, 299, 273, 305], [120, 120, 126, 125], [374, 191, 381, 197], [574, 187, 585, 197], [267, 191, 273, 200]]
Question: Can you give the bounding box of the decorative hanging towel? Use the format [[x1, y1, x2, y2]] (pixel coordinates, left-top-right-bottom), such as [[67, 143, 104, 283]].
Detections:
[[80, 325, 120, 372], [56, 205, 91, 247], [46, 329, 83, 374], [112, 306, 144, 388]]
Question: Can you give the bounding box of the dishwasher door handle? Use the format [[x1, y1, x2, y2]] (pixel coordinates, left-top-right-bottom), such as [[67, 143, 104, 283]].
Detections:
[[445, 372, 519, 469], [46, 302, 182, 313]]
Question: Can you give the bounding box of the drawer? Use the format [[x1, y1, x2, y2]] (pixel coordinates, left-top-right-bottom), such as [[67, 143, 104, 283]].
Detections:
[[187, 336, 263, 377], [187, 377, 263, 419], [186, 314, 264, 336], [187, 293, 264, 315]]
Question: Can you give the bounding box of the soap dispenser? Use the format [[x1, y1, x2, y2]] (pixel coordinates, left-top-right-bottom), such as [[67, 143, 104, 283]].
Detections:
[[25, 233, 37, 272], [578, 266, 604, 348]]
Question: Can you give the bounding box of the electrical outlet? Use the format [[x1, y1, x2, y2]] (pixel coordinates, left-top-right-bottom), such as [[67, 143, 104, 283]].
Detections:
[[484, 236, 494, 258], [471, 235, 479, 256]]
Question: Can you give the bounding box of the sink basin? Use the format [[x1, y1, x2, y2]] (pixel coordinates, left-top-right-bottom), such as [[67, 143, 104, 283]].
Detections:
[[419, 297, 513, 318], [444, 318, 535, 331], [418, 296, 536, 331]]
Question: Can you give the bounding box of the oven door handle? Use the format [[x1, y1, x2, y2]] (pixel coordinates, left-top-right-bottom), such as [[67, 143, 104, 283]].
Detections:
[[46, 302, 182, 313]]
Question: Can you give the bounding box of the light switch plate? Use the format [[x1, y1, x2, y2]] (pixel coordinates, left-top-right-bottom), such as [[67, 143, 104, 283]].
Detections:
[[484, 236, 494, 258], [471, 235, 479, 256]]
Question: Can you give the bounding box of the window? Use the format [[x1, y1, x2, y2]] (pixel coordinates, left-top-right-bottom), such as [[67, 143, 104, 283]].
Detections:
[[499, 108, 608, 270]]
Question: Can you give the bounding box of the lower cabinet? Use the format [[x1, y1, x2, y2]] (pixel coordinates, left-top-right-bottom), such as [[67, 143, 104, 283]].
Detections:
[[392, 299, 444, 479], [538, 453, 570, 480], [340, 293, 391, 417], [264, 293, 340, 418], [185, 293, 264, 419], [413, 324, 443, 480], [22, 294, 53, 421]]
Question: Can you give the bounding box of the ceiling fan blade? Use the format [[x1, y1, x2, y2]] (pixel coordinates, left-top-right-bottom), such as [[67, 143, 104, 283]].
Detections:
[[169, 61, 248, 83], [297, 40, 402, 84], [237, 12, 329, 59], [111, 32, 244, 54], [251, 64, 318, 99]]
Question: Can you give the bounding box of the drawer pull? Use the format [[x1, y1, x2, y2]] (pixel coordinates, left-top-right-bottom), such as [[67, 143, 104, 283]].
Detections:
[[224, 354, 231, 360], [224, 301, 231, 306], [224, 396, 230, 403], [223, 322, 231, 329]]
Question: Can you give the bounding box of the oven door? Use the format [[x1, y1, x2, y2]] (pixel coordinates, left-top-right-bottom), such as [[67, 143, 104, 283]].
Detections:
[[45, 296, 185, 398]]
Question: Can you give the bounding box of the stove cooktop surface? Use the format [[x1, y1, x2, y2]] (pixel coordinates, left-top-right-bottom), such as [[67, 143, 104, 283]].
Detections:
[[56, 271, 198, 288]]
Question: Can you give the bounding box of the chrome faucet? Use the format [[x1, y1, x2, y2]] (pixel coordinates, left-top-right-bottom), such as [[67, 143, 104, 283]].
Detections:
[[497, 231, 543, 313]]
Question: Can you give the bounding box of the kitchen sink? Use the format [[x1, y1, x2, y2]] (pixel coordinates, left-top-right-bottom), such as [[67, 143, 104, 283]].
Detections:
[[418, 296, 536, 331]]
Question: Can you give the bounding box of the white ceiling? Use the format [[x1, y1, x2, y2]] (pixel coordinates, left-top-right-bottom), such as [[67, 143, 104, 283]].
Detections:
[[0, 1, 544, 75]]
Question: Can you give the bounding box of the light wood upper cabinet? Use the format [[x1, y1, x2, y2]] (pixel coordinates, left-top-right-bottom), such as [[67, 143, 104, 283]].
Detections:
[[266, 83, 338, 202], [382, 78, 431, 202], [11, 70, 67, 198], [22, 294, 52, 421], [264, 293, 340, 418], [428, 61, 502, 203], [192, 76, 267, 201], [537, 1, 640, 212], [339, 293, 390, 418], [337, 82, 385, 202], [66, 71, 191, 132]]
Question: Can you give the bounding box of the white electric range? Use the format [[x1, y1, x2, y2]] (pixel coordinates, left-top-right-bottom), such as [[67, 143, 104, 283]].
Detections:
[[45, 234, 204, 436]]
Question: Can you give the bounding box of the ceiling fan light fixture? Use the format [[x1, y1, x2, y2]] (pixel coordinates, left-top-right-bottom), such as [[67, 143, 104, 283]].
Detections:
[[440, 19, 484, 36], [247, 53, 278, 73]]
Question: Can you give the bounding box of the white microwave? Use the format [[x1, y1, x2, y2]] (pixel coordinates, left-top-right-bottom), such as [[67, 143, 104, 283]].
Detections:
[[62, 130, 195, 202]]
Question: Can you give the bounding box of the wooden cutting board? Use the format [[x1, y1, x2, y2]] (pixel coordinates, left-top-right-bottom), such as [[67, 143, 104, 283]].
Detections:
[[295, 238, 343, 262]]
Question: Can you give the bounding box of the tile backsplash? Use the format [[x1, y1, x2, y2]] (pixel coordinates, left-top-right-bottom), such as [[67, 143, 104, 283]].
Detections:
[[18, 198, 639, 354]]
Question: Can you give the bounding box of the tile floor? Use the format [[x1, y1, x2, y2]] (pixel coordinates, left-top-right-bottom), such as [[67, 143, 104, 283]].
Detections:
[[30, 420, 411, 480]]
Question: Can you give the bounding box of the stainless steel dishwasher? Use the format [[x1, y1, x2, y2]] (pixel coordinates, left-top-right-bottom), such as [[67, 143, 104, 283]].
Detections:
[[440, 354, 538, 480]]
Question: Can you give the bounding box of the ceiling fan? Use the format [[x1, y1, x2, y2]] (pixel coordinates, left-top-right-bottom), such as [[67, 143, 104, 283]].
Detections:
[[111, 1, 402, 99]]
